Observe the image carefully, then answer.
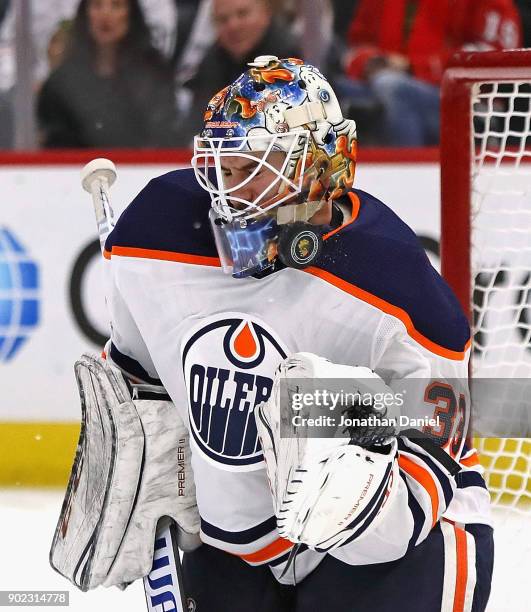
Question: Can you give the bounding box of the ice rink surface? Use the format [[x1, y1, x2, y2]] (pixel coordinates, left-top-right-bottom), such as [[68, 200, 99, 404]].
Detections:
[[0, 489, 529, 611], [0, 490, 145, 611]]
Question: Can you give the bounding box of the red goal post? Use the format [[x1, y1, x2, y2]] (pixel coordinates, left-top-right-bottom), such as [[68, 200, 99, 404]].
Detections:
[[440, 49, 531, 512], [441, 49, 531, 315]]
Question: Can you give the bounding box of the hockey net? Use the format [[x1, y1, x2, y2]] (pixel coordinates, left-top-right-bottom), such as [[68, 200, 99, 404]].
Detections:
[[441, 50, 531, 515]]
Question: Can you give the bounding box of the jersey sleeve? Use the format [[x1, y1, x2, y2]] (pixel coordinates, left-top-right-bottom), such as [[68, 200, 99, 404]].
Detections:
[[329, 313, 490, 566], [103, 256, 162, 386]]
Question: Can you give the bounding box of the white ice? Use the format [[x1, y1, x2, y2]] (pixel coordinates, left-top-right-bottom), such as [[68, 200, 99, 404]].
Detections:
[[0, 489, 145, 611], [0, 490, 529, 611]]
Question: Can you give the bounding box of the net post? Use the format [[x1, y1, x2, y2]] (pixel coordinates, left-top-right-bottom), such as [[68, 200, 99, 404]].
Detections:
[[440, 66, 472, 320]]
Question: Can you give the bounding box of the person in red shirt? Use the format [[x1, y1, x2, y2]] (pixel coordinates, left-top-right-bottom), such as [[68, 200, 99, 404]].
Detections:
[[339, 0, 522, 146]]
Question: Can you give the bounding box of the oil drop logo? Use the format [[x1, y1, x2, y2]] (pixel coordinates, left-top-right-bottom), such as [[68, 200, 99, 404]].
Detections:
[[181, 314, 289, 471]]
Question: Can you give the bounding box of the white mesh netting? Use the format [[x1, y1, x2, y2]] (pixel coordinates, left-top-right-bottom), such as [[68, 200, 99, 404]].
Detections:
[[470, 80, 531, 513]]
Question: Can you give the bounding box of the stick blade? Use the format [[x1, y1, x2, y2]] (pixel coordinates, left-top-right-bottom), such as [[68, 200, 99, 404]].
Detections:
[[81, 158, 117, 193]]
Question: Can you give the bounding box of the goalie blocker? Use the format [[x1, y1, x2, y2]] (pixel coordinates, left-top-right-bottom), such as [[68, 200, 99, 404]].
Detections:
[[49, 354, 201, 591]]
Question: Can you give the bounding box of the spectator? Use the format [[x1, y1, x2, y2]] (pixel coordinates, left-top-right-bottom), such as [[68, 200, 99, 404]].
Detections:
[[37, 0, 178, 148], [340, 0, 522, 146], [278, 1, 334, 71], [172, 0, 215, 122], [172, 0, 214, 78], [31, 1, 177, 85], [330, 0, 358, 43], [180, 0, 300, 145], [515, 0, 531, 47], [46, 19, 73, 73]]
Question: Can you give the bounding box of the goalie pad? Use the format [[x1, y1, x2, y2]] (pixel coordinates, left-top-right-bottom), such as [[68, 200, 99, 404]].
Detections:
[[49, 354, 200, 591], [255, 352, 399, 552]]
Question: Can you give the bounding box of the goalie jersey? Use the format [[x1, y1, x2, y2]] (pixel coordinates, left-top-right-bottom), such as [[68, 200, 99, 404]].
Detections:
[[103, 168, 491, 582]]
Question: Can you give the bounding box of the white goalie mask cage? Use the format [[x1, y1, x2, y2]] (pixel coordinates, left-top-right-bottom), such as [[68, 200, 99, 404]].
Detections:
[[191, 130, 311, 223]]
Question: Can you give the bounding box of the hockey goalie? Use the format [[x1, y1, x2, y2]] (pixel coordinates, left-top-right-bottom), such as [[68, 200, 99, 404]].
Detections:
[[51, 55, 494, 612]]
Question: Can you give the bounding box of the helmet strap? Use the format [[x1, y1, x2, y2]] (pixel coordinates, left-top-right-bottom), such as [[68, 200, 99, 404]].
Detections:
[[276, 199, 324, 225]]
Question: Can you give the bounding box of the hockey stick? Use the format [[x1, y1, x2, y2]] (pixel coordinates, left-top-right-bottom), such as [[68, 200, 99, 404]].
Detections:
[[81, 159, 189, 612]]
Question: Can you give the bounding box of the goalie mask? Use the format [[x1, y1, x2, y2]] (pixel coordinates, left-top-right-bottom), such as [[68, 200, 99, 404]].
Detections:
[[191, 56, 357, 278]]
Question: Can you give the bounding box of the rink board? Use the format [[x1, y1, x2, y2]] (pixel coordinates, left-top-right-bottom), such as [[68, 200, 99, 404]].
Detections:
[[1, 150, 523, 485]]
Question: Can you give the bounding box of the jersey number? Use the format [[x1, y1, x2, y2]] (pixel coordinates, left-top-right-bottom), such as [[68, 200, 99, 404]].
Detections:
[[422, 382, 466, 458]]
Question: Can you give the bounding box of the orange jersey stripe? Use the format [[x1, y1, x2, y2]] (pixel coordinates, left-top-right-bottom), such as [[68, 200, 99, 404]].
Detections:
[[323, 191, 361, 241], [235, 537, 293, 564], [107, 245, 221, 267], [460, 452, 480, 468], [303, 266, 470, 360], [398, 454, 439, 527], [453, 524, 469, 612]]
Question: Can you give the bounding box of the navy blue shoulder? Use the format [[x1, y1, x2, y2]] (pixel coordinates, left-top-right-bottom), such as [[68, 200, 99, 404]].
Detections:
[[106, 167, 216, 257], [316, 189, 470, 353]]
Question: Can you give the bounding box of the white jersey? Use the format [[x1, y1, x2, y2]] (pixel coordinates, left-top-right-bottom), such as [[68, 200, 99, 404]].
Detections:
[[103, 168, 491, 583]]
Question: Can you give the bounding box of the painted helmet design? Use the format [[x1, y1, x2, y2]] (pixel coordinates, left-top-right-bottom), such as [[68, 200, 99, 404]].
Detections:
[[191, 56, 357, 278]]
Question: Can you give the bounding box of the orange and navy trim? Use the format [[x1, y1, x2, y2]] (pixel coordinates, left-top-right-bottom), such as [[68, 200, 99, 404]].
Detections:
[[105, 177, 469, 359], [233, 537, 294, 565], [200, 516, 294, 566], [104, 245, 221, 267], [459, 447, 480, 468], [400, 454, 441, 528], [398, 438, 456, 539], [104, 243, 469, 360], [303, 266, 470, 360], [452, 523, 469, 612], [109, 342, 162, 385], [322, 191, 361, 241], [312, 188, 471, 358], [440, 519, 478, 612], [455, 447, 487, 490]]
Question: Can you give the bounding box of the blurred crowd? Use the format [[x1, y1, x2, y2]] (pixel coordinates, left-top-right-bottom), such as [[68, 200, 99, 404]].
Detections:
[[0, 0, 528, 149]]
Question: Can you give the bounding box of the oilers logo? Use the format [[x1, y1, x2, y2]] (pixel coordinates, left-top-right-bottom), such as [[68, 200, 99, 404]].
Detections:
[[181, 313, 289, 471]]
